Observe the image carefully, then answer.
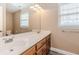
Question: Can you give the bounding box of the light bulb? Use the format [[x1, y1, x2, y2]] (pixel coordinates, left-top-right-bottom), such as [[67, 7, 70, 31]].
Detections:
[[30, 6, 37, 11], [34, 4, 42, 9], [30, 6, 34, 9], [34, 4, 40, 7]]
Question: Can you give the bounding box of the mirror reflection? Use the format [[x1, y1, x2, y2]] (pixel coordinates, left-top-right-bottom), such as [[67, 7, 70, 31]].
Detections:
[[6, 3, 32, 35], [0, 3, 42, 36]]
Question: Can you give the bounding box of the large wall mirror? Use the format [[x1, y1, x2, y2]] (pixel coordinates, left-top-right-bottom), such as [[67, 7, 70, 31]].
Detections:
[[0, 3, 41, 37], [6, 3, 32, 35]]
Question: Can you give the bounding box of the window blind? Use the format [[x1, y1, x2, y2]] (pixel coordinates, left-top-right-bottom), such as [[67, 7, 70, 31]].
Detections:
[[20, 13, 29, 28], [59, 3, 79, 30]]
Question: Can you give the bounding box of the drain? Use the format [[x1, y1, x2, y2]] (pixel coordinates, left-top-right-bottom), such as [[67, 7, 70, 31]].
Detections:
[[10, 49, 14, 52]]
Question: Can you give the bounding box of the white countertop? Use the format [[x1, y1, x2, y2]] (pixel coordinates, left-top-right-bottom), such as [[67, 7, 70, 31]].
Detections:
[[0, 30, 51, 55]]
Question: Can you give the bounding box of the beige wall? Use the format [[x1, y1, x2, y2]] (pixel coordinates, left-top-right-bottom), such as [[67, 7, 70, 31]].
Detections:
[[30, 11, 41, 30], [6, 11, 13, 34], [13, 10, 21, 34], [31, 3, 79, 54]]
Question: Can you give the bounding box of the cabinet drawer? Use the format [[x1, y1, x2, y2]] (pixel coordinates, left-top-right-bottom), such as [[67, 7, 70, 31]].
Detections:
[[37, 38, 46, 50], [23, 46, 36, 55]]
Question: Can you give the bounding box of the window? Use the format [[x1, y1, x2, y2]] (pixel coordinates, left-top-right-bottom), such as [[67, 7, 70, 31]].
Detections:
[[20, 13, 29, 28], [59, 3, 79, 30]]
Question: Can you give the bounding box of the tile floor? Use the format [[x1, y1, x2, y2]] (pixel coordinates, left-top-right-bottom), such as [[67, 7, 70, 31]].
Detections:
[[49, 51, 63, 55]]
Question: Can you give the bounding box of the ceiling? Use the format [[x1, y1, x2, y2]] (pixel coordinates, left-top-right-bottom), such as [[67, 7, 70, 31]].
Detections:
[[6, 3, 34, 13], [6, 3, 57, 13]]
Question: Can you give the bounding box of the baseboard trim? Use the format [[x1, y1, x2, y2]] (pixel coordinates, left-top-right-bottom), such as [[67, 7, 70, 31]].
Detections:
[[50, 47, 77, 55]]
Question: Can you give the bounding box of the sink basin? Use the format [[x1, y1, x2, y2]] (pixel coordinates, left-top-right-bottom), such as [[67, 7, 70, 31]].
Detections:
[[0, 36, 30, 55]]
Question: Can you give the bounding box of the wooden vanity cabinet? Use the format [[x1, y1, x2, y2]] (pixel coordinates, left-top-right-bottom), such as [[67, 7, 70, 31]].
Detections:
[[37, 44, 47, 55], [37, 38, 46, 50], [37, 35, 51, 55], [22, 34, 51, 55], [46, 35, 51, 54]]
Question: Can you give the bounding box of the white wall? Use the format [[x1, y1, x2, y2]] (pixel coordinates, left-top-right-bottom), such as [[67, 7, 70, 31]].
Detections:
[[0, 4, 6, 36], [0, 6, 3, 32]]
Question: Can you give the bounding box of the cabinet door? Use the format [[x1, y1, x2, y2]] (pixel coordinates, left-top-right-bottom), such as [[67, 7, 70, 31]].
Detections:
[[37, 38, 46, 50], [46, 35, 51, 54], [37, 44, 47, 55], [37, 48, 43, 55], [23, 46, 36, 55], [42, 44, 47, 55]]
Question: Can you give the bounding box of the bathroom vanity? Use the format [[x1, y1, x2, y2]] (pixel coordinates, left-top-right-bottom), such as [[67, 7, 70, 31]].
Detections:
[[21, 34, 51, 55], [0, 31, 51, 55]]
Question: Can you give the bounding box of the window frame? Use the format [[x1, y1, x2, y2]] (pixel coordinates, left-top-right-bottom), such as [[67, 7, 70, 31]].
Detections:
[[20, 12, 29, 29], [59, 3, 79, 30]]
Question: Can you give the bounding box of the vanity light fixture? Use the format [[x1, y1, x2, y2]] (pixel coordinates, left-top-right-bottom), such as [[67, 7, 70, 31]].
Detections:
[[30, 4, 42, 11], [34, 4, 40, 8], [30, 6, 34, 9], [30, 6, 37, 11], [34, 4, 42, 9]]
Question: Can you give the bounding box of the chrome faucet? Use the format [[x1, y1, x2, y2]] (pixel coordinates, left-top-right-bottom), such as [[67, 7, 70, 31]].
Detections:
[[3, 37, 13, 43]]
